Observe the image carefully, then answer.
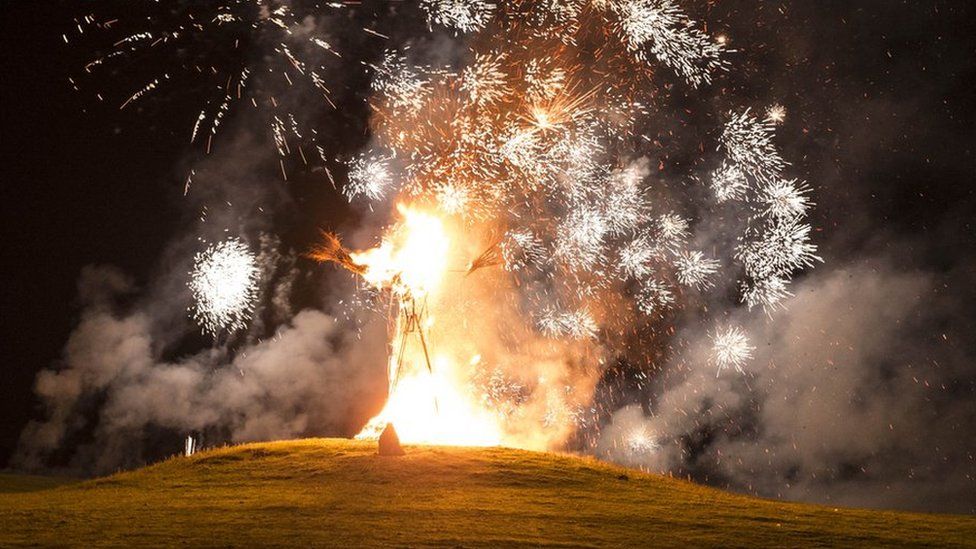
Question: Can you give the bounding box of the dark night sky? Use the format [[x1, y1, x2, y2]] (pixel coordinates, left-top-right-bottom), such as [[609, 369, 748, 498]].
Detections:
[[2, 4, 178, 464], [2, 1, 974, 510], [1, 0, 376, 465]]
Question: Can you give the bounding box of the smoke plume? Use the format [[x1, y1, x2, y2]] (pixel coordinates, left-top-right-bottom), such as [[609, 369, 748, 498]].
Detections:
[[598, 252, 976, 513], [15, 263, 388, 474]]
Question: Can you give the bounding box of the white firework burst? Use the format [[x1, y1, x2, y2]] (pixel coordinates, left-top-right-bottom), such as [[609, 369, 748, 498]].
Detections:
[[656, 212, 690, 247], [737, 216, 820, 280], [434, 182, 473, 215], [760, 178, 812, 220], [344, 153, 394, 202], [617, 231, 661, 279], [709, 161, 750, 202], [637, 278, 675, 316], [613, 0, 729, 87], [371, 50, 431, 112], [675, 250, 720, 289], [539, 306, 599, 339], [721, 109, 787, 182], [554, 206, 608, 271], [547, 123, 606, 189], [460, 52, 509, 106], [189, 238, 260, 336], [524, 58, 567, 102], [765, 103, 787, 125], [740, 274, 793, 312], [710, 325, 755, 375], [501, 229, 547, 271], [603, 162, 649, 236], [627, 428, 659, 454], [420, 0, 496, 33]]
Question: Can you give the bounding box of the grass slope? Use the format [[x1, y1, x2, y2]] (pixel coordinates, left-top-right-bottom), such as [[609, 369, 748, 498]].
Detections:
[[0, 472, 77, 494], [0, 439, 972, 547]]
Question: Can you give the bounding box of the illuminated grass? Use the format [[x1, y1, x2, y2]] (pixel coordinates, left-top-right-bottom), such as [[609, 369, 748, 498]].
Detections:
[[0, 472, 77, 494], [0, 439, 972, 546]]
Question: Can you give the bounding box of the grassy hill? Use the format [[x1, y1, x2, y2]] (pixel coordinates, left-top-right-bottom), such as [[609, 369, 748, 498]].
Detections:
[[0, 472, 77, 494], [0, 439, 973, 547]]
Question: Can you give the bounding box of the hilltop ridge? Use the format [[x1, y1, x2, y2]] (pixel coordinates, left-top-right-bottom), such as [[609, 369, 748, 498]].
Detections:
[[0, 438, 973, 547]]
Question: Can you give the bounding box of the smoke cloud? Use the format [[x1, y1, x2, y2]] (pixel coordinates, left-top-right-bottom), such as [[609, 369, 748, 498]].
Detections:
[[598, 253, 976, 513], [16, 264, 388, 474]]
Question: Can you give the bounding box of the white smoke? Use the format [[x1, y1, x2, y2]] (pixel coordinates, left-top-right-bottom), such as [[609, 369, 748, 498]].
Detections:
[[16, 261, 388, 474], [597, 257, 976, 513]]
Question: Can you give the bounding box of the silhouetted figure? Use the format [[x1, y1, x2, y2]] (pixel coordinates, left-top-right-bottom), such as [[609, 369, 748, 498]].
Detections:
[[378, 423, 405, 456]]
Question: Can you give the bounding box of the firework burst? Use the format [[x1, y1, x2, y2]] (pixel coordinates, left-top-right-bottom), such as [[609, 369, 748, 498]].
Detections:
[[421, 0, 497, 33], [720, 109, 787, 183], [613, 0, 730, 87], [637, 279, 676, 316], [710, 326, 755, 375], [189, 238, 260, 336], [627, 427, 659, 455], [311, 0, 821, 449], [344, 153, 395, 202], [675, 251, 720, 289], [336, 1, 818, 336], [70, 1, 363, 181]]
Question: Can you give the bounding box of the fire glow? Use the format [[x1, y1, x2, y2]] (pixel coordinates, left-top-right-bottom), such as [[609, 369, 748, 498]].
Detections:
[[318, 204, 505, 446], [305, 0, 818, 454]]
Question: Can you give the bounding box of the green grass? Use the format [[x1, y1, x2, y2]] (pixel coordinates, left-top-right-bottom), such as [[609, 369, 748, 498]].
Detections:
[[0, 439, 972, 547]]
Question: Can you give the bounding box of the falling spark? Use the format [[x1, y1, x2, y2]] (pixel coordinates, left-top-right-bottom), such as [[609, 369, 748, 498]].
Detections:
[[73, 1, 360, 179], [370, 50, 432, 112]]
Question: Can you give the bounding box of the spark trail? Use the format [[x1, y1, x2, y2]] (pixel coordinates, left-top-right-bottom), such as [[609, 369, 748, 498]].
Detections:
[[68, 0, 367, 183]]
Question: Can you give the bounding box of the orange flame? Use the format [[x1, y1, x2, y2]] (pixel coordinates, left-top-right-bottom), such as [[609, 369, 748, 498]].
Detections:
[[350, 204, 450, 298], [340, 204, 504, 446]]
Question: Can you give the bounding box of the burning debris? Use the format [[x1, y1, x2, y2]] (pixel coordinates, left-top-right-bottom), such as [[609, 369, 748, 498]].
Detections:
[[309, 232, 367, 276]]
